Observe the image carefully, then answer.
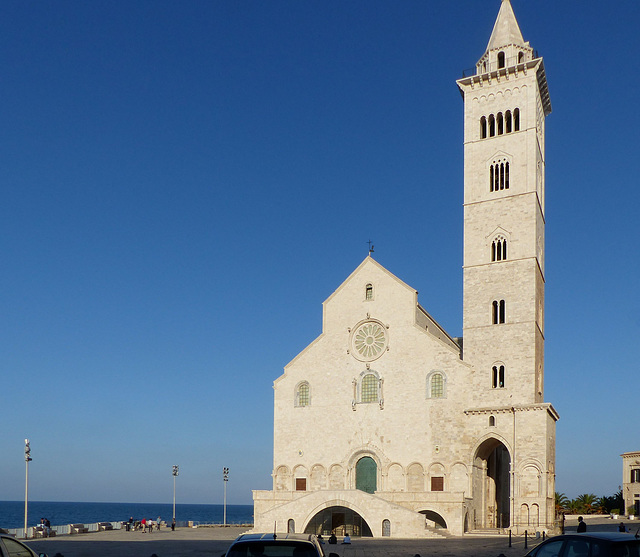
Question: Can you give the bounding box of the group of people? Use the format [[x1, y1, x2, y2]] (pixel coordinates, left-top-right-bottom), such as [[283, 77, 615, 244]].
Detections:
[[321, 533, 351, 545], [124, 516, 177, 532], [126, 516, 164, 532], [38, 518, 51, 537]]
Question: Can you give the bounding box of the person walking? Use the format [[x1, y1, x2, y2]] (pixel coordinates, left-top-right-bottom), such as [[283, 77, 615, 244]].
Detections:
[[577, 516, 587, 532]]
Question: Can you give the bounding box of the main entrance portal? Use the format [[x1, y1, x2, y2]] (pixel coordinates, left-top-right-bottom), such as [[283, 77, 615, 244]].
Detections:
[[473, 439, 511, 529], [355, 457, 377, 494]]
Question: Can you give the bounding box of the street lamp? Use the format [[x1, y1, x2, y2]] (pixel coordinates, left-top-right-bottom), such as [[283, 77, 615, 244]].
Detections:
[[172, 465, 179, 526], [24, 439, 32, 539], [223, 467, 229, 526]]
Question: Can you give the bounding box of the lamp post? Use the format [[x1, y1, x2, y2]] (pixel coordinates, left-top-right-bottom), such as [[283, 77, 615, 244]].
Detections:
[[172, 465, 179, 525], [24, 439, 32, 539], [223, 467, 229, 526]]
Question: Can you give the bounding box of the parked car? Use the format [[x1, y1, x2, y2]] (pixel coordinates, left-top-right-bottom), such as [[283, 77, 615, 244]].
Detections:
[[524, 532, 640, 557], [0, 534, 47, 557], [223, 533, 338, 557]]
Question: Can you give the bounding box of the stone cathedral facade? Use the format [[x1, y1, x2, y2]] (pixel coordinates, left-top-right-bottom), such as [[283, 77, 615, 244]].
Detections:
[[253, 1, 558, 538]]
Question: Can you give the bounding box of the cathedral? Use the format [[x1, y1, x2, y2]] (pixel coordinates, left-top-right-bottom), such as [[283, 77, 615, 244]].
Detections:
[[253, 0, 558, 537]]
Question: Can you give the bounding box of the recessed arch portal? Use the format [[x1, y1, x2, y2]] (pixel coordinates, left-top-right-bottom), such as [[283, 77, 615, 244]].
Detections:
[[355, 456, 377, 494], [304, 506, 373, 537], [473, 438, 511, 529]]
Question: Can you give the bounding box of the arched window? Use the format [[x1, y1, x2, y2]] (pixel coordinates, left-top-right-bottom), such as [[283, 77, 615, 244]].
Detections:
[[295, 382, 310, 407], [490, 160, 510, 192], [480, 116, 487, 139], [497, 112, 504, 135], [489, 114, 496, 137], [514, 108, 520, 131], [360, 372, 380, 403], [505, 110, 512, 133], [492, 300, 506, 324], [518, 52, 525, 64], [427, 371, 446, 399], [382, 519, 391, 537], [489, 415, 496, 427], [288, 519, 295, 533], [498, 51, 506, 69], [492, 365, 505, 388], [365, 283, 374, 301], [492, 236, 507, 261]]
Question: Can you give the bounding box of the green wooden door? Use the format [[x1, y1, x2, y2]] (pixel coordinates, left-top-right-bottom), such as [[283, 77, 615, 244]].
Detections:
[[355, 457, 377, 494]]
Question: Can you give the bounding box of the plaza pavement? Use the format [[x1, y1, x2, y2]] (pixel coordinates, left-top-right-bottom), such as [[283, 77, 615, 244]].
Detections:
[[24, 515, 639, 557]]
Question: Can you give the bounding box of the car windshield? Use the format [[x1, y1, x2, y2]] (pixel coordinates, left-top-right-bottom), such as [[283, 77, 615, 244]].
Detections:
[[228, 541, 321, 557]]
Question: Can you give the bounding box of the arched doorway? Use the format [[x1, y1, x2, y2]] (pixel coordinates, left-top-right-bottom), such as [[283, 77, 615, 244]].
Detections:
[[420, 510, 447, 529], [473, 438, 511, 529], [355, 457, 377, 494], [304, 506, 373, 537]]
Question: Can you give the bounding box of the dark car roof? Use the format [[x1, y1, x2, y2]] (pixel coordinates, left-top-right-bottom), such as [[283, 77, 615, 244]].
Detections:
[[525, 532, 640, 556], [234, 534, 316, 543], [558, 532, 639, 541]]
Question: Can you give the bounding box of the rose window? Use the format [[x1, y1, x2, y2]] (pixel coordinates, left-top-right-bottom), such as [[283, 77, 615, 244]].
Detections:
[[351, 321, 387, 361]]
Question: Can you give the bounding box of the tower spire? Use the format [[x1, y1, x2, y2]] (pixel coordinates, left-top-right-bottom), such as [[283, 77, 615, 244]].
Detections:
[[485, 0, 526, 53], [476, 0, 534, 75]]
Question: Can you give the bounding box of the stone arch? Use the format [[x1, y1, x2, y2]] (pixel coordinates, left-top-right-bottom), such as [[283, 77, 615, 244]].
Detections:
[[450, 462, 470, 494], [274, 465, 291, 491], [293, 465, 309, 491], [329, 464, 345, 490], [407, 462, 424, 492], [519, 464, 541, 497], [428, 462, 446, 492], [303, 501, 373, 537], [387, 463, 404, 491], [419, 509, 447, 529], [472, 436, 512, 529], [531, 504, 540, 527], [520, 504, 529, 527], [310, 464, 327, 490], [347, 447, 386, 490]]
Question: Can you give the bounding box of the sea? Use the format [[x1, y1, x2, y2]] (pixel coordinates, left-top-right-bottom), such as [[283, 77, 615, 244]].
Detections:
[[0, 501, 254, 530]]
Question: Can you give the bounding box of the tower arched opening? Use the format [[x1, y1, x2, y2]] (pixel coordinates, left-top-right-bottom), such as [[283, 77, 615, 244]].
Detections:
[[473, 439, 511, 529]]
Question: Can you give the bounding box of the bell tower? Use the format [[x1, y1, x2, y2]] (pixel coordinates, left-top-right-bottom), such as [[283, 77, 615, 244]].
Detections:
[[457, 0, 551, 405]]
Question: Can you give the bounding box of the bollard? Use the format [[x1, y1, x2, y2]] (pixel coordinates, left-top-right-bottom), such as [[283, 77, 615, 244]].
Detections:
[[509, 530, 512, 547], [524, 530, 528, 549], [543, 531, 546, 540]]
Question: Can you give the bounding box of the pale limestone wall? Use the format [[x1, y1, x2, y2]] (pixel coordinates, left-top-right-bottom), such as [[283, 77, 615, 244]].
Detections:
[[273, 258, 471, 485], [253, 489, 430, 537], [256, 5, 557, 539], [622, 452, 640, 515]]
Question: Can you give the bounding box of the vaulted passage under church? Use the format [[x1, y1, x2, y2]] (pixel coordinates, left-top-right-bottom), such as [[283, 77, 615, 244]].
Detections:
[[473, 439, 511, 529], [304, 506, 373, 537]]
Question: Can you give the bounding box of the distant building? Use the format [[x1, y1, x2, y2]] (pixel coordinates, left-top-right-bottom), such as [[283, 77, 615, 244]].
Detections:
[[622, 452, 640, 516], [253, 0, 558, 537]]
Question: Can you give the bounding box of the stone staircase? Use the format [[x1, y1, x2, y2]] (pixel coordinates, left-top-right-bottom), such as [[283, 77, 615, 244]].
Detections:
[[423, 525, 452, 539]]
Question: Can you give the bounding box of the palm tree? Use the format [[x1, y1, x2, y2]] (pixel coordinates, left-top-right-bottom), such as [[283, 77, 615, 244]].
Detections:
[[568, 499, 581, 514], [555, 492, 570, 515], [576, 493, 598, 514]]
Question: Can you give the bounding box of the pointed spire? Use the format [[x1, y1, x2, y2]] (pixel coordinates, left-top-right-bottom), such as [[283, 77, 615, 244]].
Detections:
[[486, 0, 526, 52]]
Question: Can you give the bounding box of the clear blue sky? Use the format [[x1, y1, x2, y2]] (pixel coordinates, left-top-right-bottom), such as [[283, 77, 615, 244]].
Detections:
[[1, 0, 639, 506]]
